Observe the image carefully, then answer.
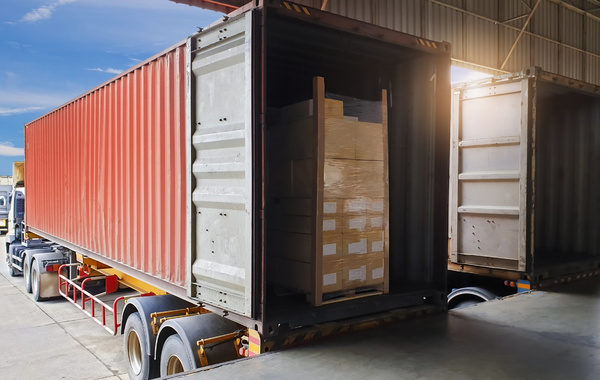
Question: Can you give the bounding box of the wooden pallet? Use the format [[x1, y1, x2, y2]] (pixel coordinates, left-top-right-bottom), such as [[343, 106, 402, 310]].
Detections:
[[322, 284, 385, 304]]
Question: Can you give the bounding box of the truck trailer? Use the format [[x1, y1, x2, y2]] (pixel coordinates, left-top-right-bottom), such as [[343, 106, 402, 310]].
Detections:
[[10, 2, 451, 379], [448, 67, 600, 307]]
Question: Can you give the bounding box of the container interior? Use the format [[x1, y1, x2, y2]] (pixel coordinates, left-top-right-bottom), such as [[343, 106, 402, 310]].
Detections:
[[262, 11, 449, 326], [533, 81, 600, 269]]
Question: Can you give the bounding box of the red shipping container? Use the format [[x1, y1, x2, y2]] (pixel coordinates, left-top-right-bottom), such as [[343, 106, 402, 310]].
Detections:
[[25, 41, 188, 292]]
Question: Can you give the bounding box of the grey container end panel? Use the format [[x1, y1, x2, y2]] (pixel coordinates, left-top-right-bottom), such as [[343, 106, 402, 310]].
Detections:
[[189, 13, 254, 317], [451, 68, 600, 279], [450, 80, 529, 272]]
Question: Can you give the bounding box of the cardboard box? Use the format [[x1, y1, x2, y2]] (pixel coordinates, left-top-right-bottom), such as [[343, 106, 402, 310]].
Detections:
[[342, 257, 369, 289], [324, 119, 384, 161], [266, 81, 389, 305], [355, 122, 384, 161], [323, 159, 385, 199], [324, 118, 356, 159], [343, 214, 384, 233], [323, 199, 343, 215], [322, 233, 343, 259], [343, 198, 385, 215], [343, 230, 385, 256], [322, 258, 343, 293], [342, 253, 385, 290], [324, 98, 344, 119], [367, 253, 386, 285], [322, 216, 343, 234]]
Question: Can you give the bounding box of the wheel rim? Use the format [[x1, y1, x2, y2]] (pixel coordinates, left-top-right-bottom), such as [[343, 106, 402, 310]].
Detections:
[[166, 354, 185, 375], [127, 330, 143, 375], [32, 268, 38, 296]]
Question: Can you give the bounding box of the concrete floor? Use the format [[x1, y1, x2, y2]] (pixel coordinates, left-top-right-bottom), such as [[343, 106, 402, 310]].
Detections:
[[180, 279, 600, 380], [2, 233, 600, 379], [0, 236, 129, 380]]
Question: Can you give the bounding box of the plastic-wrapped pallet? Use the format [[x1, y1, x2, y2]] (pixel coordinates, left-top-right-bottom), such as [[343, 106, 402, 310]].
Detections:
[[267, 76, 389, 306]]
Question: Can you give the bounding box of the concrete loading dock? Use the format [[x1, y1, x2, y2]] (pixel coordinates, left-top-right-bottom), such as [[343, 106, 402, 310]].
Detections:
[[179, 278, 600, 379], [3, 235, 599, 379]]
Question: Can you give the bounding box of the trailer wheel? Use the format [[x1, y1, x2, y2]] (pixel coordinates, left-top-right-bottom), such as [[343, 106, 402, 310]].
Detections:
[[124, 312, 151, 380], [32, 263, 45, 302], [7, 260, 17, 277], [24, 261, 32, 293], [160, 334, 195, 377]]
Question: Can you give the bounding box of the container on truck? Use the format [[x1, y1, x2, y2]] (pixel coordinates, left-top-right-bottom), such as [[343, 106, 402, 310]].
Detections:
[[18, 1, 451, 378], [448, 67, 600, 307]]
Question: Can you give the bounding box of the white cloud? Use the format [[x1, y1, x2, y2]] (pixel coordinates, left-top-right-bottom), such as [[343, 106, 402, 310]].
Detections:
[[22, 0, 79, 23], [0, 142, 24, 157], [0, 89, 74, 117], [0, 106, 46, 117], [88, 67, 122, 75]]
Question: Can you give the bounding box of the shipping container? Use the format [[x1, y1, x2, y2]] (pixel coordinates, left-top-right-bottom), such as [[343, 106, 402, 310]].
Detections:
[[25, 0, 450, 351], [450, 67, 600, 288]]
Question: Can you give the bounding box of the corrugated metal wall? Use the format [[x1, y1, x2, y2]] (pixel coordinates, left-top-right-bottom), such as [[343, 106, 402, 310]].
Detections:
[[293, 0, 600, 85], [534, 81, 600, 262], [25, 42, 188, 289]]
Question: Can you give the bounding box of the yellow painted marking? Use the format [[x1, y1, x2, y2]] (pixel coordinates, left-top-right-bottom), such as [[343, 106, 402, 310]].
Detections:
[[248, 329, 261, 355], [283, 2, 292, 10], [283, 333, 298, 346], [302, 6, 310, 15], [249, 341, 260, 353], [303, 332, 316, 341], [432, 42, 437, 49], [293, 4, 301, 12]]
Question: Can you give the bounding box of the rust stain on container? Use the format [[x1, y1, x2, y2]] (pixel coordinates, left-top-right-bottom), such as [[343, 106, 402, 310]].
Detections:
[[25, 42, 188, 287]]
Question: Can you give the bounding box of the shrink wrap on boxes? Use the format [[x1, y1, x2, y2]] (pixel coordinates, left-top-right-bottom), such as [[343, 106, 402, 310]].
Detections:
[[267, 77, 389, 305]]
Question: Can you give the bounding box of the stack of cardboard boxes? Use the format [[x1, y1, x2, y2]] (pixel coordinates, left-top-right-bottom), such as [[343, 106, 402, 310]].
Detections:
[[320, 98, 388, 296], [267, 79, 388, 305]]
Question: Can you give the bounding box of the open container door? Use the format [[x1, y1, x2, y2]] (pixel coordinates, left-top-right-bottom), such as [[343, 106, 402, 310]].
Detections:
[[188, 11, 256, 317], [450, 77, 530, 272]]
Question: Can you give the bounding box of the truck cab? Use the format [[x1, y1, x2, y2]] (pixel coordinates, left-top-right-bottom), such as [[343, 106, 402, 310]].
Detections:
[[0, 184, 12, 233]]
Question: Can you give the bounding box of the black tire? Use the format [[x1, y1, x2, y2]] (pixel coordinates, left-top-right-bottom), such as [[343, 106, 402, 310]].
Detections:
[[124, 313, 152, 380], [24, 261, 32, 293], [32, 264, 46, 302], [7, 260, 17, 277], [160, 334, 195, 377]]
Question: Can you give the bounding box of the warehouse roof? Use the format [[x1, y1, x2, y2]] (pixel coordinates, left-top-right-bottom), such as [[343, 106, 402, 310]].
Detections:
[[168, 0, 245, 14]]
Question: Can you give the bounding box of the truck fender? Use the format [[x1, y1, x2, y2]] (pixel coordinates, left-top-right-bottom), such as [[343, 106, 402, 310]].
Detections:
[[23, 247, 54, 279], [121, 294, 194, 356], [30, 249, 69, 298], [155, 313, 241, 368]]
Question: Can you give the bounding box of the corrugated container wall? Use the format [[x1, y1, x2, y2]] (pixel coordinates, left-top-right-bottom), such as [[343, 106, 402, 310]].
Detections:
[[25, 42, 188, 290], [288, 0, 600, 85]]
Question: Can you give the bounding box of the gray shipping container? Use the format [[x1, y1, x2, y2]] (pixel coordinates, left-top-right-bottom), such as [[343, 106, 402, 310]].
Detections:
[[450, 67, 600, 285]]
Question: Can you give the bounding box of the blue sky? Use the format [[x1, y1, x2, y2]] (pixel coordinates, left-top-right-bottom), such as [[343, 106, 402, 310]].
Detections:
[[0, 0, 219, 175]]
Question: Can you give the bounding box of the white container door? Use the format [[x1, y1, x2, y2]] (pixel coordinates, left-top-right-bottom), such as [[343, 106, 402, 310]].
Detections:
[[450, 79, 530, 272], [189, 12, 255, 317]]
